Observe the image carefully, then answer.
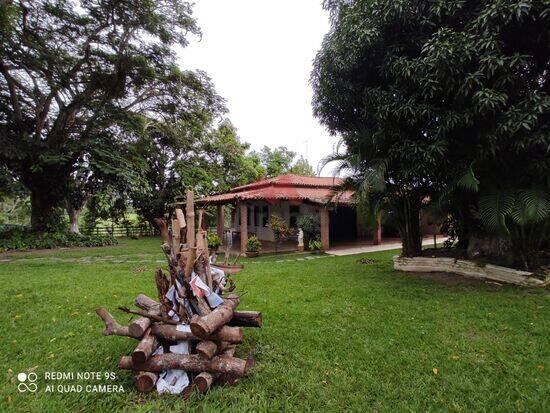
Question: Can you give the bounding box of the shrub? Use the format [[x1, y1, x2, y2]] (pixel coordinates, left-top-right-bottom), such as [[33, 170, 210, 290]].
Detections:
[[297, 213, 320, 243], [207, 232, 222, 249], [246, 235, 262, 252], [308, 239, 323, 252], [0, 227, 118, 252], [267, 214, 294, 243]]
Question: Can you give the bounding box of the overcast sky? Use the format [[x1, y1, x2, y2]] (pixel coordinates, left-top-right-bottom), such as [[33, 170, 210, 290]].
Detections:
[[177, 0, 337, 175]]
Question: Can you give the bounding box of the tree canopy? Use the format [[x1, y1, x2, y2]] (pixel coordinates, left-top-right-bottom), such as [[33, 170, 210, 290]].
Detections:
[[313, 0, 550, 264], [0, 0, 212, 230]]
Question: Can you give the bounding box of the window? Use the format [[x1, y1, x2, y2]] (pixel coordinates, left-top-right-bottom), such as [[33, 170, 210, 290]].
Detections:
[[262, 206, 269, 227]]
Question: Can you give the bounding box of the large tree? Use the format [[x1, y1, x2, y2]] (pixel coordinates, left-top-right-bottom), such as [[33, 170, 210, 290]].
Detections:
[[0, 0, 206, 230], [131, 116, 265, 224], [313, 0, 549, 260]]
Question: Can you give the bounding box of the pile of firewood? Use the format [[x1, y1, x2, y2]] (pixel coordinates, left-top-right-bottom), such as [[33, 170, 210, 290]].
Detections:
[[95, 190, 261, 396]]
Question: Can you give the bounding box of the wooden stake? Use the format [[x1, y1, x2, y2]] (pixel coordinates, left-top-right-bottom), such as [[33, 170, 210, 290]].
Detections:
[[186, 190, 195, 248]]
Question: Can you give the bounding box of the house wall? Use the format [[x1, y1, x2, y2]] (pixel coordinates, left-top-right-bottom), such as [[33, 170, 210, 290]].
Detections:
[[232, 201, 319, 242]]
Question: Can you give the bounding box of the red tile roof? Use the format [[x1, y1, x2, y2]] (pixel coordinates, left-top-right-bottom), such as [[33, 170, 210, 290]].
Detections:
[[196, 174, 354, 205]]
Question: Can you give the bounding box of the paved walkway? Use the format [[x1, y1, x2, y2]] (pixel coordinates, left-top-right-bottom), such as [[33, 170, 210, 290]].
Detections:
[[326, 237, 447, 256]]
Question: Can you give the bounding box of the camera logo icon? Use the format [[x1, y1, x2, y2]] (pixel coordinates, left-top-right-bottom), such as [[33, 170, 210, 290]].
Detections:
[[17, 372, 38, 393]]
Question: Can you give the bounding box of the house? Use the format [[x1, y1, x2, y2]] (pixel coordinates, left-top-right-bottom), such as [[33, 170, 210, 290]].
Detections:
[[196, 174, 383, 253]]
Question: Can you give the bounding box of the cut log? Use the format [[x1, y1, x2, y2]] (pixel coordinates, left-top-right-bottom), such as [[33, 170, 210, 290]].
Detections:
[[190, 295, 240, 339], [95, 307, 142, 339], [118, 354, 248, 376], [171, 218, 181, 253], [229, 311, 262, 328], [135, 372, 157, 392], [132, 329, 158, 364], [196, 340, 218, 359], [194, 372, 213, 393], [150, 324, 243, 344], [175, 208, 186, 229], [128, 317, 152, 338], [186, 190, 195, 248], [135, 294, 160, 312], [154, 268, 170, 309], [184, 247, 196, 280]]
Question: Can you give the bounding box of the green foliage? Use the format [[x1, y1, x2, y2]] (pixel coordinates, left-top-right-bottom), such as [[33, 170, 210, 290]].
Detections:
[[289, 156, 315, 177], [206, 232, 222, 250], [297, 213, 320, 243], [250, 146, 315, 178], [245, 235, 262, 252], [131, 119, 263, 224], [267, 214, 294, 243], [0, 0, 204, 230], [308, 239, 323, 252], [313, 0, 550, 260], [0, 228, 117, 252]]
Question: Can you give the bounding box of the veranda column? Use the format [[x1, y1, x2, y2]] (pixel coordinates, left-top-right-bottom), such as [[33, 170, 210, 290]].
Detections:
[[320, 206, 330, 250], [239, 202, 248, 254], [372, 212, 382, 245], [216, 205, 224, 240]]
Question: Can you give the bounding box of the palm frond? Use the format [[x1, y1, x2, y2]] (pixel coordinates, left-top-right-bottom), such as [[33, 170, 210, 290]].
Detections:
[[456, 164, 480, 192], [510, 189, 550, 225], [478, 191, 514, 234]]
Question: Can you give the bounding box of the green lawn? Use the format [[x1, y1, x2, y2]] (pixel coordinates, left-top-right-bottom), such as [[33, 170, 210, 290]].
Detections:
[[1, 238, 548, 412]]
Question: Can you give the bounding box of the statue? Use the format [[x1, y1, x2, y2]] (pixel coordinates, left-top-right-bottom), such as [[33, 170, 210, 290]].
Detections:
[[297, 228, 304, 252]]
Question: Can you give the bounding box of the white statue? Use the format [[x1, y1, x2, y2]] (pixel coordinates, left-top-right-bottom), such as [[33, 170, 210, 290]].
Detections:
[[297, 228, 304, 247]]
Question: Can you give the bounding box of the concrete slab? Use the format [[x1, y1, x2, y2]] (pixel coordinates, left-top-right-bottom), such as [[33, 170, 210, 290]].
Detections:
[[326, 237, 448, 256]]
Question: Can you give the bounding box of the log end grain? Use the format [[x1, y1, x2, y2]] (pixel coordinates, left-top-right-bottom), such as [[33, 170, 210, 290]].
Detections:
[[135, 372, 157, 392]]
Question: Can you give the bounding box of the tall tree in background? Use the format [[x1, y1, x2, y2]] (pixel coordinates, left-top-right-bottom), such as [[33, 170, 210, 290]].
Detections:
[[130, 115, 265, 225], [251, 146, 315, 178], [0, 0, 207, 231]]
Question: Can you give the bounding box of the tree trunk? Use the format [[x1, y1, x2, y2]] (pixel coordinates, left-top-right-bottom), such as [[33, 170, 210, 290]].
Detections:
[[68, 207, 80, 233], [398, 198, 423, 257], [30, 188, 61, 232]]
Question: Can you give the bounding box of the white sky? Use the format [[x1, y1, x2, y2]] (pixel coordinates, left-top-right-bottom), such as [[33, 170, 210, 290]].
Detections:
[[177, 0, 337, 175]]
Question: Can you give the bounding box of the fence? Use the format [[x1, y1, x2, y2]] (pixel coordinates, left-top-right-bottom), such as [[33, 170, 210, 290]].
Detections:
[[83, 222, 159, 238]]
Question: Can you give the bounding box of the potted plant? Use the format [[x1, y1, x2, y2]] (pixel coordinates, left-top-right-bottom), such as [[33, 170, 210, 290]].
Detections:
[[308, 238, 323, 253], [206, 232, 222, 253], [246, 235, 262, 257]]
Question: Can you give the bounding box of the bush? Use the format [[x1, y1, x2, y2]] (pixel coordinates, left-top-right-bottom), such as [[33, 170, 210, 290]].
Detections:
[[207, 232, 222, 250], [297, 213, 320, 243], [246, 235, 262, 252], [0, 227, 118, 252], [308, 239, 323, 252]]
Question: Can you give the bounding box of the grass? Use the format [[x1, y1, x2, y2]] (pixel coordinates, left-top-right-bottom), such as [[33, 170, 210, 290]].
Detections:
[[1, 237, 548, 412]]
